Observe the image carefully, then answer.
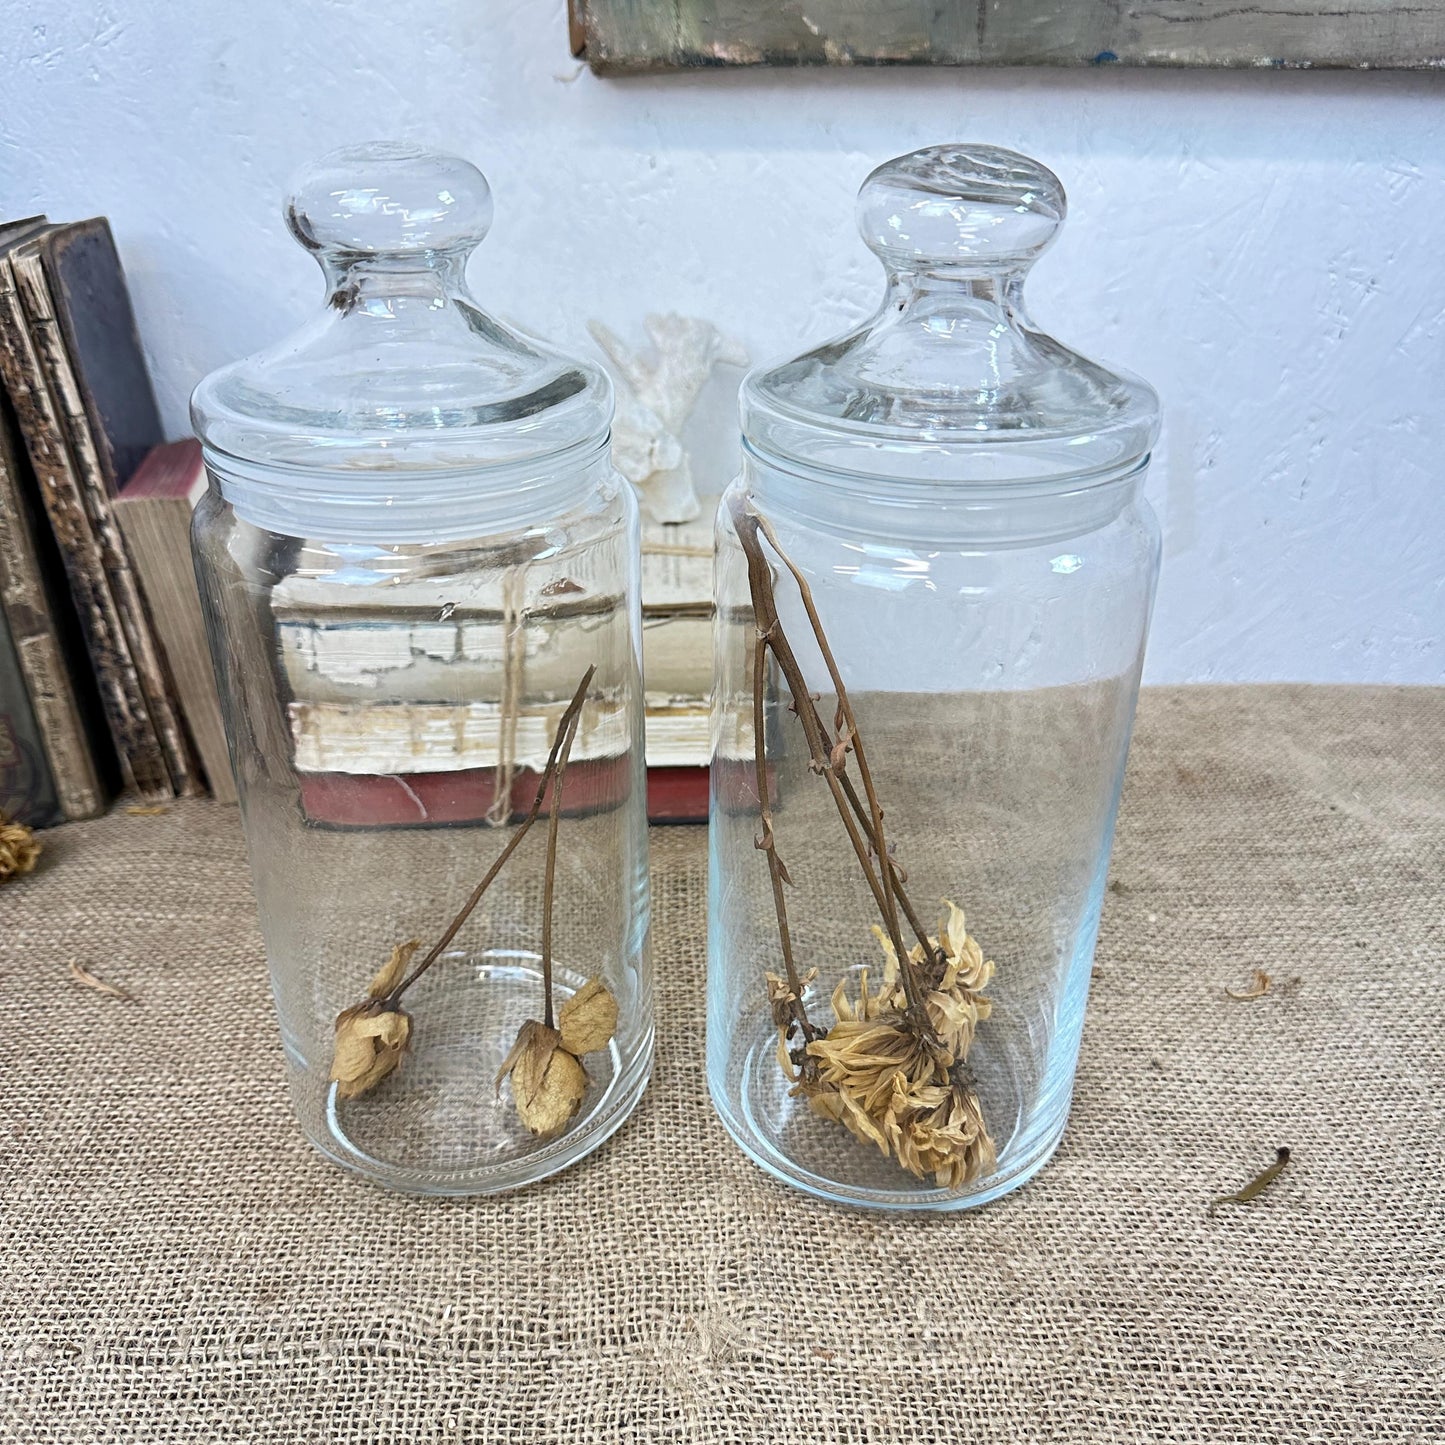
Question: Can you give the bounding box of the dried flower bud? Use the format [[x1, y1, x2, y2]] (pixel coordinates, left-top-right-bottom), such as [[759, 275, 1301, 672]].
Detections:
[[495, 1019, 589, 1137], [0, 814, 40, 883], [367, 939, 420, 1001], [765, 967, 818, 1030], [330, 1000, 412, 1100], [558, 977, 619, 1056]]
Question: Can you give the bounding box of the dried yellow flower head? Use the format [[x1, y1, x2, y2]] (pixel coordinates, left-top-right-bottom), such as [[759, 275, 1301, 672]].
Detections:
[[883, 1075, 996, 1190], [558, 977, 619, 1056], [0, 814, 40, 883], [786, 898, 999, 1190], [330, 1000, 412, 1100], [869, 899, 995, 1063], [495, 1019, 589, 1138]]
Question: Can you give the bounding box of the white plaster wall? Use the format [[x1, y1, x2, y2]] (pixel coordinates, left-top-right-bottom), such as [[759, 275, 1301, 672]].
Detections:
[[3, 1, 1442, 683]]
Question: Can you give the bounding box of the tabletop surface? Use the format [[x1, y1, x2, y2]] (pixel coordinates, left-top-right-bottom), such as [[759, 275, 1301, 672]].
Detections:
[[2, 685, 1441, 1443]]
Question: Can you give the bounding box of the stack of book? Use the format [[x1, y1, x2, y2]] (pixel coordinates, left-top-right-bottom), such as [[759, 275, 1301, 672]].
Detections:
[[0, 214, 234, 825], [640, 512, 714, 822], [272, 560, 635, 828]]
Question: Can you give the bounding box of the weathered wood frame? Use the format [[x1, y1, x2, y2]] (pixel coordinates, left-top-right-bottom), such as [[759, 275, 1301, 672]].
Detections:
[[572, 0, 1445, 73]]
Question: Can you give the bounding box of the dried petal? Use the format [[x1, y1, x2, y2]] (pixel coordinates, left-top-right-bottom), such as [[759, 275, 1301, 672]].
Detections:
[[558, 977, 619, 1055], [68, 960, 134, 1003], [765, 967, 817, 1030], [331, 1001, 412, 1099], [1225, 968, 1272, 1001], [0, 814, 40, 882], [497, 1019, 588, 1137], [367, 939, 420, 1001]]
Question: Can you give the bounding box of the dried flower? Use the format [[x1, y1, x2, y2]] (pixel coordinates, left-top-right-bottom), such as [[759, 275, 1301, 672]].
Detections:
[[786, 901, 998, 1189], [331, 999, 412, 1099], [324, 670, 597, 1119], [883, 1074, 996, 1189], [765, 966, 818, 1034], [558, 977, 619, 1055], [871, 900, 995, 1064], [0, 813, 40, 882], [734, 497, 1001, 1192], [495, 979, 617, 1136], [495, 1019, 589, 1137]]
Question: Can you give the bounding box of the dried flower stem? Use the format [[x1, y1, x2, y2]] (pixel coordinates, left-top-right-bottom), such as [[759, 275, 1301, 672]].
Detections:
[[752, 509, 940, 997], [730, 497, 931, 1028], [540, 697, 584, 1030], [390, 665, 596, 1002], [751, 617, 814, 1041]]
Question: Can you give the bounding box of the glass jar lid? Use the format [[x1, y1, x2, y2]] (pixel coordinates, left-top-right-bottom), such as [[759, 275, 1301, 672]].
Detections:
[[743, 144, 1159, 491], [191, 142, 612, 535]]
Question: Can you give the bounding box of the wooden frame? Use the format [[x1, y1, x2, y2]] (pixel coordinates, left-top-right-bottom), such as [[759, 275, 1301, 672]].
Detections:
[[573, 0, 1445, 73]]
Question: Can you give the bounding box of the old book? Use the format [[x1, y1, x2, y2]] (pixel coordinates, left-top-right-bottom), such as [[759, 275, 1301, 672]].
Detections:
[[639, 511, 713, 814], [38, 220, 164, 497], [289, 697, 633, 829], [115, 440, 236, 803], [273, 570, 626, 708], [295, 755, 631, 830], [0, 391, 109, 818], [640, 697, 710, 822], [10, 222, 199, 797], [289, 695, 631, 775], [641, 610, 714, 706], [0, 223, 172, 800], [0, 598, 63, 828], [641, 512, 712, 616], [641, 511, 713, 703]]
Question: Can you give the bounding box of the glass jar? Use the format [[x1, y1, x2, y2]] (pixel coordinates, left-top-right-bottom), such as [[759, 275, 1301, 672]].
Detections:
[[708, 145, 1161, 1211], [191, 144, 651, 1195]]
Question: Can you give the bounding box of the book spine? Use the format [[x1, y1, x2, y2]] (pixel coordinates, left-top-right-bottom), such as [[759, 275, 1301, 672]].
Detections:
[[115, 496, 237, 803], [0, 602, 63, 828], [0, 256, 170, 800], [0, 422, 104, 818], [11, 249, 199, 798]]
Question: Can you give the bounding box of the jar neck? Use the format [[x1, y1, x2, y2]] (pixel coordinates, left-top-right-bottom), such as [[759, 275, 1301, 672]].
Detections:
[[742, 443, 1150, 550], [204, 440, 617, 545], [886, 264, 1026, 313], [322, 252, 470, 311]]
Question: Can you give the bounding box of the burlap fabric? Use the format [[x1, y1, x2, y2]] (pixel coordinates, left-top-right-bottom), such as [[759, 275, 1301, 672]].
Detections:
[[2, 685, 1441, 1442]]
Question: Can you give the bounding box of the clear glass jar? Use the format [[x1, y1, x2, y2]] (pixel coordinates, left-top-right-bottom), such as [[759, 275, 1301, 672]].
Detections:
[[191, 144, 651, 1195], [708, 145, 1161, 1211]]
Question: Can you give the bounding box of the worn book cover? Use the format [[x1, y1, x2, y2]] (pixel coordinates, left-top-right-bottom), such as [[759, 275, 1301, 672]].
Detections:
[[0, 219, 170, 799], [0, 223, 170, 799], [0, 598, 62, 828], [42, 219, 164, 497], [11, 222, 198, 797], [116, 439, 236, 802], [0, 389, 111, 817]]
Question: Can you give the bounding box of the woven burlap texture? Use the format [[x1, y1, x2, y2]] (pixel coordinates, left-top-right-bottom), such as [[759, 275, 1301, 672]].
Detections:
[[2, 685, 1441, 1443]]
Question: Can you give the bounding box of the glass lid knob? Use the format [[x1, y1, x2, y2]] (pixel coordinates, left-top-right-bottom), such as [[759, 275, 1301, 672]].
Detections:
[[284, 141, 494, 260], [855, 143, 1065, 272]]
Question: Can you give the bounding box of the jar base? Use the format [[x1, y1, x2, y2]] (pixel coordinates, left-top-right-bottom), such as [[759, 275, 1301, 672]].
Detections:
[[711, 1016, 1072, 1212], [295, 956, 652, 1196]]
